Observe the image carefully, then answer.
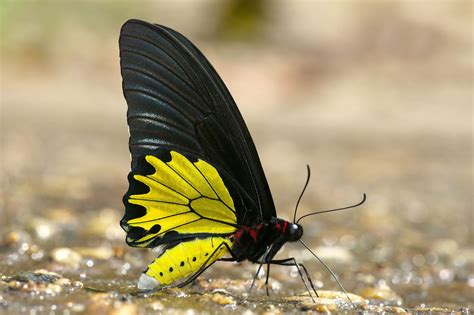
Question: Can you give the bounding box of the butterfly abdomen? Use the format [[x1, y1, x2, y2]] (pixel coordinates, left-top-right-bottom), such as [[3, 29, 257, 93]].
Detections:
[[138, 237, 232, 290]]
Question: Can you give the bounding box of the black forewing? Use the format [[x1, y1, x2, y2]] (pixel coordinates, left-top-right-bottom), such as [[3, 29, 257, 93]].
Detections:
[[119, 19, 276, 225]]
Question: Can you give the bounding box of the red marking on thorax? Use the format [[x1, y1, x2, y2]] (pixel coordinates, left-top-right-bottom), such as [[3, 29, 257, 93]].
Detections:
[[233, 225, 262, 243], [234, 229, 243, 241], [249, 229, 257, 242], [276, 220, 289, 233], [282, 221, 289, 233]]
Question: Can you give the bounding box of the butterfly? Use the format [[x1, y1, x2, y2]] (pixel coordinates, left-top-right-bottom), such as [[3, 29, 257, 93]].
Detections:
[[119, 19, 365, 299]]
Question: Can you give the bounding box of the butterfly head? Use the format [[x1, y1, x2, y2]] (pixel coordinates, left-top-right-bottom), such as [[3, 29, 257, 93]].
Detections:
[[286, 222, 303, 242]]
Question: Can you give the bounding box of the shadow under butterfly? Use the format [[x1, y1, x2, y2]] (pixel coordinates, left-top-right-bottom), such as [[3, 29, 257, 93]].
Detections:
[[119, 19, 366, 306]]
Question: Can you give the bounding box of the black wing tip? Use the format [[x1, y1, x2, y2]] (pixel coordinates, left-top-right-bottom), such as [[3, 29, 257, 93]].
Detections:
[[121, 19, 149, 32], [120, 19, 170, 37]]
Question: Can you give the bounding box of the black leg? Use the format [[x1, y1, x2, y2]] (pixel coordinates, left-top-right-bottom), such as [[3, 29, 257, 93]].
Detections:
[[246, 245, 273, 298], [275, 259, 319, 298], [265, 263, 270, 296], [247, 262, 263, 296], [267, 257, 319, 300]]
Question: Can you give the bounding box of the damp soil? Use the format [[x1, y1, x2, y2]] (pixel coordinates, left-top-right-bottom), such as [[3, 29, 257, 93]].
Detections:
[[1, 121, 472, 314]]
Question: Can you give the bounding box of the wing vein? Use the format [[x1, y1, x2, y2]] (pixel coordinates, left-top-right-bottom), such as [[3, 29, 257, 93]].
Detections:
[[166, 163, 206, 198], [128, 114, 193, 136], [123, 88, 196, 124], [129, 211, 193, 224], [128, 117, 199, 146], [156, 218, 202, 236], [140, 175, 191, 201], [128, 198, 187, 206], [120, 33, 197, 87], [122, 64, 206, 115], [120, 47, 206, 104], [192, 162, 236, 215]]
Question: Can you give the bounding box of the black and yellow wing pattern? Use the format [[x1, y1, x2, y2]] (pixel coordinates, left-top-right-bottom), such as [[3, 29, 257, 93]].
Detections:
[[126, 151, 237, 247], [119, 19, 275, 288]]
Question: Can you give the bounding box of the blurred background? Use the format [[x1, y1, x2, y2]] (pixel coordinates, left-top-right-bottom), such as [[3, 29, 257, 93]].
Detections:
[[1, 0, 472, 312]]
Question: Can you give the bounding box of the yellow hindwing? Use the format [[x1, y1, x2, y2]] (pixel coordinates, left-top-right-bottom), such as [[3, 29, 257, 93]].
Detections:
[[126, 151, 238, 246]]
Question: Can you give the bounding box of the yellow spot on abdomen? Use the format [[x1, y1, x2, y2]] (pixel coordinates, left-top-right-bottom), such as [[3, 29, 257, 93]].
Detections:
[[145, 237, 232, 286]]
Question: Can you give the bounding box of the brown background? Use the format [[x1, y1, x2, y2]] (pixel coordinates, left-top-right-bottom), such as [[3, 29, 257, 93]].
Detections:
[[1, 0, 472, 311]]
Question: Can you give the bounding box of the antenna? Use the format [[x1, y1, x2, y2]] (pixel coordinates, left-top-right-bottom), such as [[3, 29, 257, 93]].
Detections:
[[293, 165, 311, 223], [296, 194, 366, 224]]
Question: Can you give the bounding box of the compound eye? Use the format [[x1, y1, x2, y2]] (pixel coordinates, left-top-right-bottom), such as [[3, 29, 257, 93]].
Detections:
[[288, 223, 303, 241]]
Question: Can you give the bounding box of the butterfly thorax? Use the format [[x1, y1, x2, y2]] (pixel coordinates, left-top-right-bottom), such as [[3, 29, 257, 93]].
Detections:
[[231, 218, 303, 263]]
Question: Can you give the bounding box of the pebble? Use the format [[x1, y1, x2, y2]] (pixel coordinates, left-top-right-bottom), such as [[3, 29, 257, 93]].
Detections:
[[28, 218, 57, 240], [261, 305, 282, 315], [51, 247, 82, 267], [108, 303, 139, 315], [360, 305, 408, 313], [83, 208, 123, 240], [3, 270, 82, 295], [413, 306, 451, 313], [73, 246, 114, 260], [431, 239, 459, 256], [147, 302, 164, 311], [0, 231, 31, 248], [9, 269, 61, 284], [210, 292, 235, 305], [286, 290, 367, 311], [195, 278, 252, 294], [113, 246, 126, 259], [84, 293, 112, 314], [45, 207, 77, 224], [359, 283, 403, 305], [295, 245, 353, 264]]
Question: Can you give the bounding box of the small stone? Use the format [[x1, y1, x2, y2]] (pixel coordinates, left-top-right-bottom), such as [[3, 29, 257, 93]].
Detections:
[[0, 231, 32, 249], [287, 290, 366, 311], [73, 281, 84, 289], [28, 218, 57, 240], [148, 302, 164, 311], [383, 306, 407, 313], [195, 278, 250, 294], [84, 293, 113, 314], [262, 305, 282, 315], [83, 208, 123, 240], [89, 293, 111, 302], [73, 246, 114, 260], [359, 283, 403, 305], [211, 292, 235, 305], [413, 306, 450, 313], [51, 247, 82, 267], [46, 207, 76, 224], [113, 246, 126, 258], [312, 246, 354, 264], [313, 304, 332, 313], [55, 277, 72, 286], [8, 280, 26, 290], [5, 270, 80, 295], [360, 305, 407, 313], [109, 303, 138, 315], [261, 304, 282, 315], [431, 239, 459, 256], [1, 231, 22, 247], [10, 269, 61, 284]]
